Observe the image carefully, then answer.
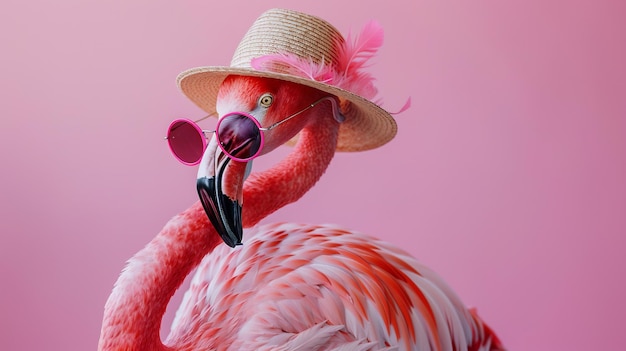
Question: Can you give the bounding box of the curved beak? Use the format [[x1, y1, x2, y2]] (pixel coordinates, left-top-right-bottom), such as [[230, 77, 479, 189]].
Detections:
[[196, 135, 251, 248]]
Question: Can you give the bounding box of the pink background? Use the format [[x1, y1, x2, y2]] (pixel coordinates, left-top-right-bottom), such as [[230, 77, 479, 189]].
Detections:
[[1, 0, 624, 350]]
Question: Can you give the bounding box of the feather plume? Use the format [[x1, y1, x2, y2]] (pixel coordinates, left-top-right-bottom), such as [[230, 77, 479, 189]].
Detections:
[[250, 20, 385, 100], [335, 20, 384, 98], [339, 20, 384, 77]]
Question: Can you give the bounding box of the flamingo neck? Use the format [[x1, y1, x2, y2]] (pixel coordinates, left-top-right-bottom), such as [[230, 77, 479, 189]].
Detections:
[[98, 108, 339, 350], [98, 202, 221, 351], [242, 114, 340, 227]]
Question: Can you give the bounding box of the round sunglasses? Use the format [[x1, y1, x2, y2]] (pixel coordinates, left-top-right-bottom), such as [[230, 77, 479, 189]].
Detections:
[[166, 96, 343, 165]]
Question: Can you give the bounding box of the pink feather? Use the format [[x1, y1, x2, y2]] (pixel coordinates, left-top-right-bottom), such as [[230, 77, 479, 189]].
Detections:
[[250, 20, 385, 100], [338, 20, 384, 74], [335, 20, 384, 98]]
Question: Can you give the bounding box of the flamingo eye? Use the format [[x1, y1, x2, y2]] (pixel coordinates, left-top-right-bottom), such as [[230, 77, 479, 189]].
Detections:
[[258, 93, 274, 108]]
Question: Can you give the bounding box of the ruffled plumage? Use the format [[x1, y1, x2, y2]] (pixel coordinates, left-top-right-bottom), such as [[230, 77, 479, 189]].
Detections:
[[167, 223, 503, 350]]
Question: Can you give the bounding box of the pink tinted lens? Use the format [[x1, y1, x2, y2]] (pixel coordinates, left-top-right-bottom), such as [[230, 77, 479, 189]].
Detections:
[[216, 114, 263, 161], [167, 119, 206, 165]]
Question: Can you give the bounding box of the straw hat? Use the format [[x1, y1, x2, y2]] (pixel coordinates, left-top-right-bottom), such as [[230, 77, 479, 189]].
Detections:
[[176, 8, 397, 152]]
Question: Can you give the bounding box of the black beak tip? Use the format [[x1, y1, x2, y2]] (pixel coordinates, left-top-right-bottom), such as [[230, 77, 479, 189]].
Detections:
[[197, 176, 244, 249], [220, 230, 243, 248]]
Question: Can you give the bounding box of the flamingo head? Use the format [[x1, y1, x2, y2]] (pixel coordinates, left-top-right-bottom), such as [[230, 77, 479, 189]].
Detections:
[[197, 75, 342, 247]]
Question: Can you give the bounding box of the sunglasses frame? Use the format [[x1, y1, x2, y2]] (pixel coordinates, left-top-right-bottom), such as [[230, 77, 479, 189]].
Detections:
[[167, 96, 343, 165]]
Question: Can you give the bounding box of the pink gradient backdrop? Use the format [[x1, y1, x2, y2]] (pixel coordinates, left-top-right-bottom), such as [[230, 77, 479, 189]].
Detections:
[[1, 0, 624, 349]]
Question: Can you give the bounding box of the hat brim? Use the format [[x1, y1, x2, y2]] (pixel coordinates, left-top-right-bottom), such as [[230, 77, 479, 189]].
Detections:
[[177, 67, 397, 152]]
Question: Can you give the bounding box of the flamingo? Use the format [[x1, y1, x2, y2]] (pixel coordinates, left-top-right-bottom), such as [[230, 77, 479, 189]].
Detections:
[[98, 74, 504, 350]]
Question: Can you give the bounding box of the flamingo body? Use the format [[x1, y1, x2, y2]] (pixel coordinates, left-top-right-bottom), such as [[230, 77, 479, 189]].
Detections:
[[166, 223, 498, 351], [99, 75, 503, 351]]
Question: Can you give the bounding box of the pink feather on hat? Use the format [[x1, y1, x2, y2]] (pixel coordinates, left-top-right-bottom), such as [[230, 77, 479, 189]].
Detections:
[[251, 20, 384, 101]]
